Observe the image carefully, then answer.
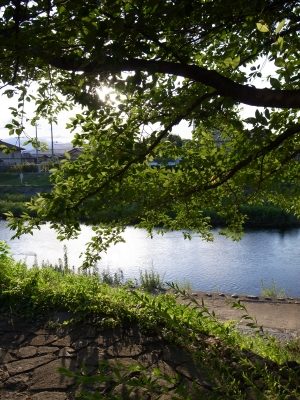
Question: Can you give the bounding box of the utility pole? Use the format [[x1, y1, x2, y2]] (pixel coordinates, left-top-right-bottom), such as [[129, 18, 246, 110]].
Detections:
[[35, 123, 39, 164], [50, 120, 54, 163], [35, 123, 41, 172]]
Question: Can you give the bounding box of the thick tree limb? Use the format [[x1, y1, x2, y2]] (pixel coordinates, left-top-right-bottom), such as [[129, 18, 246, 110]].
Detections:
[[50, 56, 300, 109]]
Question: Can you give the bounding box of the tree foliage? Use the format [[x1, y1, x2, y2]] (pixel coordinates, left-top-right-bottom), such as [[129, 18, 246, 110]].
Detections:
[[1, 0, 300, 265]]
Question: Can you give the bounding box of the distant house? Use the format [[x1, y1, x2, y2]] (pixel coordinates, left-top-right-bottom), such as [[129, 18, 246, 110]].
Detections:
[[0, 140, 24, 165], [21, 151, 34, 163], [68, 147, 83, 161], [24, 143, 75, 163]]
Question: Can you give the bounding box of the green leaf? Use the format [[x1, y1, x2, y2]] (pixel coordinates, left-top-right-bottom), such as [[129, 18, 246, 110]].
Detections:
[[256, 20, 269, 33], [275, 19, 286, 35], [270, 77, 281, 89], [276, 36, 284, 50], [286, 63, 294, 76], [124, 3, 131, 12], [264, 109, 270, 119], [274, 57, 285, 68], [153, 368, 161, 375], [223, 57, 233, 68], [231, 55, 240, 69]]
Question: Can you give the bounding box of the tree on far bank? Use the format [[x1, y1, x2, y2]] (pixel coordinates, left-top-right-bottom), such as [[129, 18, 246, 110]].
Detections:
[[165, 135, 183, 148], [1, 0, 300, 265]]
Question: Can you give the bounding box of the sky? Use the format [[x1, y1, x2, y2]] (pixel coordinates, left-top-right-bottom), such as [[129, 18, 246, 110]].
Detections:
[[0, 59, 272, 150], [0, 93, 82, 149], [0, 89, 195, 150]]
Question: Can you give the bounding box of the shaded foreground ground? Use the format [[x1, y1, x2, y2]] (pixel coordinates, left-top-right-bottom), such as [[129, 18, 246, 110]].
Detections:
[[0, 290, 300, 399]]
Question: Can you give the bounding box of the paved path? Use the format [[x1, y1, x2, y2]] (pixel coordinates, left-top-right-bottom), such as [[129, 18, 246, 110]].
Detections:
[[0, 314, 217, 399]]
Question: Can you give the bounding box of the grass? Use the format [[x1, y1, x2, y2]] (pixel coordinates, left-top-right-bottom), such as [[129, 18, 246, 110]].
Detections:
[[1, 242, 300, 398], [261, 278, 292, 298], [173, 277, 193, 291], [0, 172, 52, 186], [0, 192, 37, 218]]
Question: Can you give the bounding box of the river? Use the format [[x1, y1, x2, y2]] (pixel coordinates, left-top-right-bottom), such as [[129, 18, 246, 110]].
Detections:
[[1, 220, 300, 297]]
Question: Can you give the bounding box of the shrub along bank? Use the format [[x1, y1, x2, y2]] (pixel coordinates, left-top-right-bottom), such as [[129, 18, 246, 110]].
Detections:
[[204, 204, 300, 228], [1, 176, 300, 227], [0, 241, 300, 399], [1, 194, 300, 228]]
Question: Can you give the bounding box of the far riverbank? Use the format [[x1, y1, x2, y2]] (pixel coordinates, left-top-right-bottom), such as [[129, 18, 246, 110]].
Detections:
[[1, 184, 300, 229]]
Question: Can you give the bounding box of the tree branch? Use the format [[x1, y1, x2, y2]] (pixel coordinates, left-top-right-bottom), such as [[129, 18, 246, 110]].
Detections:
[[183, 124, 300, 197], [65, 91, 219, 212], [49, 56, 300, 109]]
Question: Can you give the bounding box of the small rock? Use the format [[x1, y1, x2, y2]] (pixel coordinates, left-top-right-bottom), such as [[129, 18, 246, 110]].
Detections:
[[218, 293, 225, 297], [37, 346, 59, 355], [287, 361, 300, 371], [4, 373, 30, 390], [222, 346, 232, 358], [279, 367, 290, 378], [277, 297, 285, 301], [205, 293, 212, 297], [6, 354, 55, 376], [18, 346, 37, 358], [31, 391, 68, 399], [30, 334, 58, 346], [246, 295, 259, 300], [265, 297, 272, 300], [58, 347, 76, 357], [245, 386, 260, 400], [191, 293, 198, 296], [231, 293, 239, 298]]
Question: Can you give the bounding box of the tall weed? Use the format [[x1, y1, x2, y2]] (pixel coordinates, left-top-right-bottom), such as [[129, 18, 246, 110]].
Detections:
[[261, 278, 290, 298], [139, 266, 165, 291]]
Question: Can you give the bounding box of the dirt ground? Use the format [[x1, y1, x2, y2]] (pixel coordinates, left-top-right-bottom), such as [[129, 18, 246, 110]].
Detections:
[[173, 289, 300, 339]]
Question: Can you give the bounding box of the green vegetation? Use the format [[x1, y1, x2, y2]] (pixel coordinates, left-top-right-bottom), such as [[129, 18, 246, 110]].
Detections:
[[173, 277, 193, 291], [261, 279, 292, 298], [1, 242, 300, 398], [2, 185, 299, 228], [9, 163, 39, 173], [139, 265, 165, 292], [205, 204, 300, 228], [240, 204, 299, 227], [0, 172, 52, 186], [2, 3, 300, 392], [3, 1, 300, 266], [0, 192, 36, 218]]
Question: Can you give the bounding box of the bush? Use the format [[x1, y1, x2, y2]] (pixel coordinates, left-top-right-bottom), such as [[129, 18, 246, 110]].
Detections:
[[0, 200, 36, 218], [9, 163, 38, 173], [139, 266, 165, 292]]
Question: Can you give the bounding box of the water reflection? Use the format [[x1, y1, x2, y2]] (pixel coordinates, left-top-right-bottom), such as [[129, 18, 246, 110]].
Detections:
[[0, 220, 299, 296]]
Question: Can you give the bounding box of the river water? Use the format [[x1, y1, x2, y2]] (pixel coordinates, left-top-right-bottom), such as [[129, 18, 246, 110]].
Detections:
[[1, 219, 300, 297]]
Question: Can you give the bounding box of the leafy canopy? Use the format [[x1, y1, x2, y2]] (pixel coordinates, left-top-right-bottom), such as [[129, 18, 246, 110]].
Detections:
[[1, 0, 300, 266]]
